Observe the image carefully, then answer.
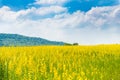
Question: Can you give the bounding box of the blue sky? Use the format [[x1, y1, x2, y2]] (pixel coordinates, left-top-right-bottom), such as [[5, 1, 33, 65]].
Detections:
[[0, 0, 120, 44], [0, 0, 35, 10], [0, 0, 119, 11], [65, 0, 119, 12]]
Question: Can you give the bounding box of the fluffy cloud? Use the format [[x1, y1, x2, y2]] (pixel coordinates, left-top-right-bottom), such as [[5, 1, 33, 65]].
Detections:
[[0, 6, 67, 21], [35, 0, 68, 5], [0, 5, 120, 44]]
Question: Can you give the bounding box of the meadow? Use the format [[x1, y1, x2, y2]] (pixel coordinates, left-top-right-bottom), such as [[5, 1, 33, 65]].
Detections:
[[0, 45, 120, 80]]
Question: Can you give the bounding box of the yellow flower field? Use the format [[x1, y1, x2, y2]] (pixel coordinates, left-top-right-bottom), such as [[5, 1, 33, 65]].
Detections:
[[0, 45, 120, 80]]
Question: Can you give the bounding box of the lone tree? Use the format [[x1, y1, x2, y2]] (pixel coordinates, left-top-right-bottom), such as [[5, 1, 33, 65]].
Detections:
[[73, 43, 79, 45]]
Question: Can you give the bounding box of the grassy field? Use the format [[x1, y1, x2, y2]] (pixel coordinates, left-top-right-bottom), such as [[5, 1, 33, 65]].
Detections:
[[0, 45, 120, 80]]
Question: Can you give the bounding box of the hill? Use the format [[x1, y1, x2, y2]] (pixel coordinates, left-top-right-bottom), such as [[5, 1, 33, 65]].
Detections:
[[0, 34, 64, 46]]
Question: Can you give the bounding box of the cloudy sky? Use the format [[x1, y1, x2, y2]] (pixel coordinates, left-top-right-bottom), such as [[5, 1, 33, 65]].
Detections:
[[0, 0, 120, 44]]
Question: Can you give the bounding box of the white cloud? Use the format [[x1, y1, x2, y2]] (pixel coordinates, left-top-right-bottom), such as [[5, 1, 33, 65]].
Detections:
[[34, 6, 67, 15], [0, 6, 17, 22], [0, 5, 120, 44], [0, 6, 67, 21], [35, 0, 68, 5]]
